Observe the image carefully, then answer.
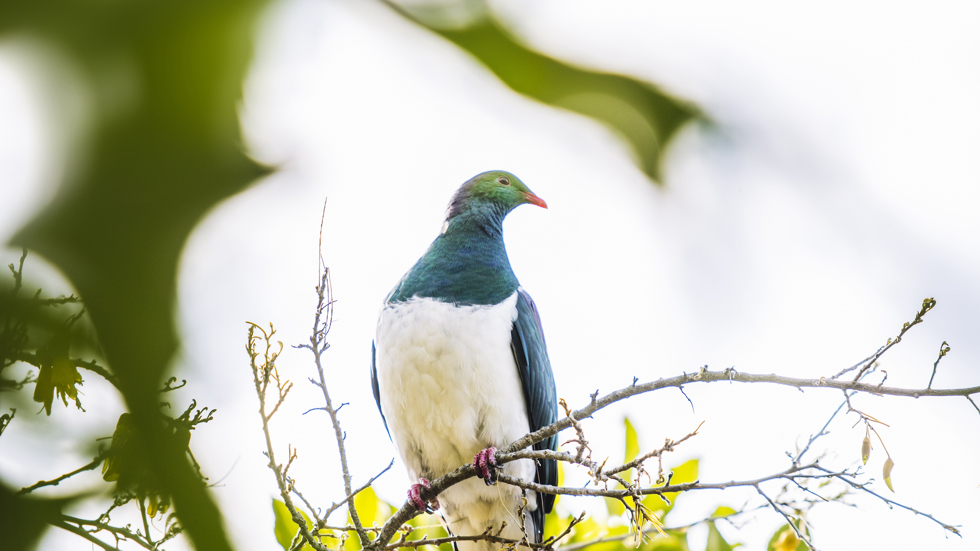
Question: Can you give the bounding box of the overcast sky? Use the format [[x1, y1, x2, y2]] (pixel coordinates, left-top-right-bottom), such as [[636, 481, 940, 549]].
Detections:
[[2, 1, 979, 550]]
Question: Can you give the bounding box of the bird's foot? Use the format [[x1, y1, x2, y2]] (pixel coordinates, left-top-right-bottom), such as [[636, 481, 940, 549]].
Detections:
[[408, 478, 440, 512], [473, 447, 498, 485]]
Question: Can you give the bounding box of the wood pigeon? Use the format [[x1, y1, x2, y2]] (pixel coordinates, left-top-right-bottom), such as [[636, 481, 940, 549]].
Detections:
[[372, 170, 558, 549]]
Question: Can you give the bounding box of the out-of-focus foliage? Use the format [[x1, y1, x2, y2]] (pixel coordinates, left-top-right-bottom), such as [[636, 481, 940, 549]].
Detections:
[[0, 0, 273, 548], [387, 0, 703, 183], [0, 485, 66, 551], [273, 498, 313, 551], [768, 524, 807, 551], [1, 254, 218, 550]]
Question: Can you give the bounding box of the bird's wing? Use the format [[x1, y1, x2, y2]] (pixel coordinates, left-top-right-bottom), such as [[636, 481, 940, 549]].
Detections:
[[370, 341, 391, 439], [511, 288, 558, 538]]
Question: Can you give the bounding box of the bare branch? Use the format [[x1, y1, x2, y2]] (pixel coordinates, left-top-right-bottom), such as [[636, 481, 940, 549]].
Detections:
[[832, 297, 936, 382], [814, 465, 961, 535], [59, 514, 160, 550], [18, 452, 105, 495], [52, 520, 117, 551], [319, 460, 395, 524], [754, 485, 815, 550], [605, 422, 703, 477], [968, 395, 980, 416], [494, 463, 820, 499], [369, 364, 978, 548], [502, 367, 980, 463], [299, 267, 368, 544], [248, 322, 330, 551]]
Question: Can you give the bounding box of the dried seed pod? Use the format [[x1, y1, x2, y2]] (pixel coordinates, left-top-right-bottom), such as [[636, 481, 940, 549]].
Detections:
[[883, 457, 895, 492], [861, 435, 871, 465]]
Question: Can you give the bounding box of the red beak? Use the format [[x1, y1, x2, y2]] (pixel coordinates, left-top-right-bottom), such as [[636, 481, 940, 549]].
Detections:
[[522, 192, 548, 209]]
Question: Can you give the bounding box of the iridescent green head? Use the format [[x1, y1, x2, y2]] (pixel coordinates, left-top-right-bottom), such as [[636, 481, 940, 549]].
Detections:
[[445, 170, 547, 224]]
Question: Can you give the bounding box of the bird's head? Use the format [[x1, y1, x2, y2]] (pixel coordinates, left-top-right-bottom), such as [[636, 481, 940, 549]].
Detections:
[[444, 171, 547, 225]]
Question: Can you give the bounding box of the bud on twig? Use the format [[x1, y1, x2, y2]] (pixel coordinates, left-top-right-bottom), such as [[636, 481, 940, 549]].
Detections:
[[883, 457, 895, 492]]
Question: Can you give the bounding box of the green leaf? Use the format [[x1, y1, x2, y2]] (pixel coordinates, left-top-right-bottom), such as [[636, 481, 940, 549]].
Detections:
[[711, 506, 737, 518], [0, 484, 71, 551], [353, 486, 394, 527], [3, 1, 274, 549], [273, 498, 311, 551], [705, 522, 733, 551], [644, 458, 699, 520], [767, 525, 808, 551], [388, 4, 703, 183], [647, 533, 690, 551], [606, 418, 641, 518], [624, 417, 640, 464]]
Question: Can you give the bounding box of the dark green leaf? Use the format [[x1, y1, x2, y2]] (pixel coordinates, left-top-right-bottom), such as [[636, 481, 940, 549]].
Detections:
[[0, 484, 68, 551], [388, 3, 703, 183], [3, 1, 274, 549]]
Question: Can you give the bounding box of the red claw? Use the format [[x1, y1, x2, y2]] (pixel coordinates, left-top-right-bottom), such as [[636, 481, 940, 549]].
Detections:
[[408, 478, 439, 512], [473, 447, 498, 485]]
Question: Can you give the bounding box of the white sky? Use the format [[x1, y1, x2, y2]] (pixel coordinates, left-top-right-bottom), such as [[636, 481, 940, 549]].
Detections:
[[2, 1, 979, 550]]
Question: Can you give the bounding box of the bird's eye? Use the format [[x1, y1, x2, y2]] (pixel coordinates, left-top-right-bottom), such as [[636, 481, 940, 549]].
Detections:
[[497, 176, 510, 186]]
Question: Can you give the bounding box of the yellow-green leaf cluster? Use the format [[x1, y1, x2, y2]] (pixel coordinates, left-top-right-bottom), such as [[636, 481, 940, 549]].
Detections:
[[273, 498, 312, 551], [767, 525, 808, 551]]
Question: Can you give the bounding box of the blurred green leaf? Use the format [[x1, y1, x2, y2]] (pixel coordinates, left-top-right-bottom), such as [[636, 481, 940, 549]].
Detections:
[[705, 521, 733, 551], [386, 1, 703, 183], [608, 417, 640, 517], [625, 417, 640, 464], [647, 533, 690, 551], [606, 494, 627, 517], [344, 489, 394, 551], [272, 498, 311, 551], [2, 0, 274, 548], [711, 506, 737, 518], [404, 510, 449, 549], [767, 524, 807, 551], [644, 458, 698, 520], [353, 486, 393, 527], [0, 484, 69, 551]]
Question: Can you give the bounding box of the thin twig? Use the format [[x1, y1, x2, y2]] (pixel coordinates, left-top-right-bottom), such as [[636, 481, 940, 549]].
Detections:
[[556, 506, 763, 551], [300, 267, 368, 544], [320, 460, 395, 523], [967, 395, 980, 416], [794, 399, 846, 466], [249, 322, 330, 551], [371, 366, 979, 548], [17, 453, 105, 495], [850, 298, 936, 382], [137, 497, 154, 547], [927, 341, 951, 389], [815, 465, 961, 535], [605, 422, 703, 476], [755, 484, 815, 550], [60, 515, 158, 550], [52, 520, 117, 551], [494, 462, 820, 499]]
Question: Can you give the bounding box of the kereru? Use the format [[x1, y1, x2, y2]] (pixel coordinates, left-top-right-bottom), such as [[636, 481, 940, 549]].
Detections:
[[372, 170, 558, 549]]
